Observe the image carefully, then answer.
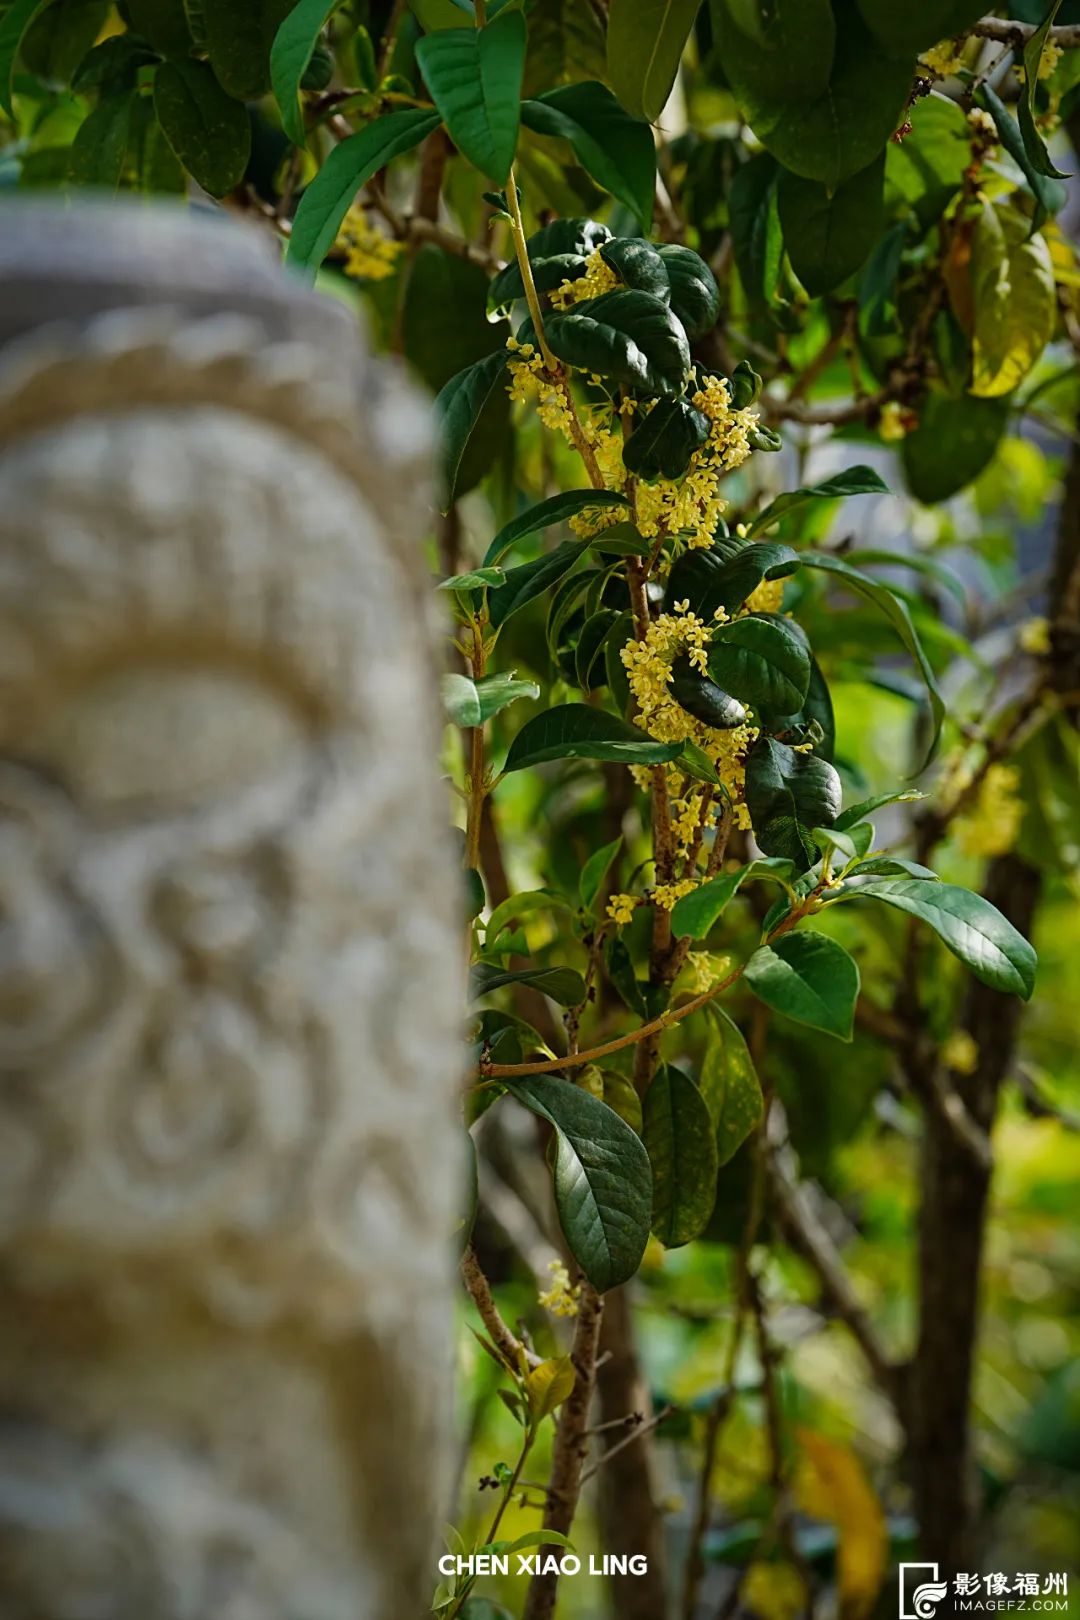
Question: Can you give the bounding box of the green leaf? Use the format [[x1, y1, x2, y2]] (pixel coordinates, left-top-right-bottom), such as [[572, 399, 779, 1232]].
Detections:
[[520, 81, 656, 226], [846, 855, 937, 879], [747, 466, 888, 536], [598, 1068, 642, 1133], [707, 613, 811, 714], [438, 566, 506, 591], [271, 0, 336, 149], [607, 0, 700, 121], [434, 348, 511, 507], [801, 551, 945, 766], [524, 1356, 576, 1426], [489, 539, 588, 629], [484, 488, 629, 566], [714, 0, 909, 189], [68, 90, 134, 187], [745, 738, 842, 870], [656, 243, 722, 339], [712, 0, 835, 103], [0, 0, 48, 117], [1020, 2, 1070, 180], [503, 704, 684, 772], [969, 200, 1056, 400], [623, 397, 710, 480], [728, 152, 783, 315], [886, 91, 972, 230], [605, 935, 648, 1015], [442, 671, 540, 726], [856, 0, 985, 54], [580, 836, 623, 914], [487, 216, 612, 309], [523, 0, 606, 95], [977, 83, 1066, 230], [204, 0, 296, 100], [670, 858, 795, 938], [21, 0, 110, 84], [901, 390, 1009, 503], [670, 658, 748, 730], [744, 932, 860, 1039], [287, 107, 440, 275], [700, 1007, 764, 1165], [504, 1074, 652, 1290], [497, 1530, 577, 1557], [600, 237, 671, 299], [546, 289, 690, 396], [664, 535, 800, 619], [152, 59, 251, 197], [72, 34, 158, 93], [416, 11, 526, 183], [126, 0, 195, 58], [470, 962, 587, 1005], [843, 879, 1037, 999], [777, 152, 885, 297], [576, 608, 619, 689], [485, 887, 572, 945], [643, 1065, 719, 1247], [833, 789, 924, 830]]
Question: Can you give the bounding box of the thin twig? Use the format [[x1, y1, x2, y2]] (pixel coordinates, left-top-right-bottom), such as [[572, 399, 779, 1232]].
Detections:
[[461, 1244, 542, 1370]]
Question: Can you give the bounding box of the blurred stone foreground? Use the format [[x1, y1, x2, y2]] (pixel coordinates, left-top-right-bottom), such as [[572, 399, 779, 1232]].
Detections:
[[0, 200, 462, 1620]]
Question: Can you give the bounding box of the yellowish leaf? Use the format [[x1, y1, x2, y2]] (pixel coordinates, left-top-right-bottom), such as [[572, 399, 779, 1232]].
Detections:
[[795, 1428, 886, 1620], [970, 202, 1055, 398], [525, 1355, 576, 1426]]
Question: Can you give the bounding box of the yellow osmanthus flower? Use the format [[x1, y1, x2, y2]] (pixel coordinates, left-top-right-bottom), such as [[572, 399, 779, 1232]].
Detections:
[[744, 576, 785, 615], [682, 951, 734, 993], [505, 338, 580, 440], [336, 205, 404, 281], [942, 1030, 979, 1076], [548, 246, 620, 309], [622, 604, 759, 835], [538, 1259, 581, 1318], [635, 373, 757, 549], [653, 878, 697, 911], [921, 39, 966, 77], [607, 892, 637, 927], [1020, 616, 1051, 655], [954, 763, 1024, 859], [967, 106, 998, 143]]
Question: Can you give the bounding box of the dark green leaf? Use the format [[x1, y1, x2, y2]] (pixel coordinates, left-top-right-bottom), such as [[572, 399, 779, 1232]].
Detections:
[[434, 347, 511, 507], [271, 0, 336, 148], [464, 864, 486, 921], [744, 932, 860, 1039], [843, 879, 1037, 998], [520, 81, 656, 225], [126, 0, 195, 57], [416, 11, 526, 183], [0, 0, 48, 117], [644, 1066, 718, 1247], [605, 935, 648, 1015], [489, 540, 588, 629], [22, 0, 110, 84], [600, 237, 671, 299], [670, 857, 795, 938], [580, 835, 622, 914], [728, 152, 783, 314], [576, 608, 619, 689], [1020, 2, 1070, 179], [715, 0, 911, 190], [484, 488, 629, 566], [607, 0, 700, 121], [657, 243, 722, 339], [153, 58, 251, 197], [438, 566, 507, 591], [713, 0, 835, 101], [747, 465, 888, 535], [745, 737, 842, 870], [707, 613, 811, 714], [664, 535, 801, 618], [857, 0, 992, 56], [700, 1007, 764, 1165], [546, 289, 691, 396], [72, 34, 158, 93], [204, 0, 296, 99], [977, 82, 1066, 230], [487, 216, 612, 309], [670, 656, 748, 729], [801, 551, 945, 767], [503, 704, 684, 771], [68, 90, 134, 187], [504, 1074, 652, 1290], [286, 108, 441, 275], [833, 789, 924, 829], [778, 152, 885, 297], [901, 390, 1009, 502], [471, 962, 587, 1005], [623, 397, 710, 480], [886, 91, 970, 230]]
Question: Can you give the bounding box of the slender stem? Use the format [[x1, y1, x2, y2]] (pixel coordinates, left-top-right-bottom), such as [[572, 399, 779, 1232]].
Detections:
[[464, 622, 487, 872], [462, 1244, 542, 1369], [505, 164, 557, 373]]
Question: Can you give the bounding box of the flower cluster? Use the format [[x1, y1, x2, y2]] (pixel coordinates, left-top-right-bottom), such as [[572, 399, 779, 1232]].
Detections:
[[921, 38, 966, 78], [607, 892, 637, 927], [548, 246, 620, 309], [955, 763, 1024, 859], [635, 373, 758, 549], [337, 205, 404, 281], [538, 1259, 581, 1318], [505, 338, 581, 439]]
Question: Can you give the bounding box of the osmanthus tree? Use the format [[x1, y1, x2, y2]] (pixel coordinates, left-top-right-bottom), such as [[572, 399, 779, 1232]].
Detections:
[[4, 0, 1079, 1615]]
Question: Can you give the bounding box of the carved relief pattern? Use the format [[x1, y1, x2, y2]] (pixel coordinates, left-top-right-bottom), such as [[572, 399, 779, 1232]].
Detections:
[[0, 301, 461, 1618]]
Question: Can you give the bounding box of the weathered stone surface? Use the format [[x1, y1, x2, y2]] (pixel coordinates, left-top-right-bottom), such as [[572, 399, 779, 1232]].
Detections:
[[0, 202, 460, 1620]]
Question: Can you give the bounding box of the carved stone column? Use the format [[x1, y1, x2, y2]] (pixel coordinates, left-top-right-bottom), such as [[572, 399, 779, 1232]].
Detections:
[[0, 202, 461, 1620]]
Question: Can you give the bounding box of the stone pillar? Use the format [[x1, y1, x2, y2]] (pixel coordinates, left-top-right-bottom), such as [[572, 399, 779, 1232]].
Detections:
[[0, 203, 461, 1620]]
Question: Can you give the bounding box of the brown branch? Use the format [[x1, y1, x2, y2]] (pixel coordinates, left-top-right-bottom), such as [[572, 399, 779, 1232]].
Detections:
[[461, 1244, 542, 1370], [523, 1284, 605, 1620], [971, 16, 1080, 46]]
